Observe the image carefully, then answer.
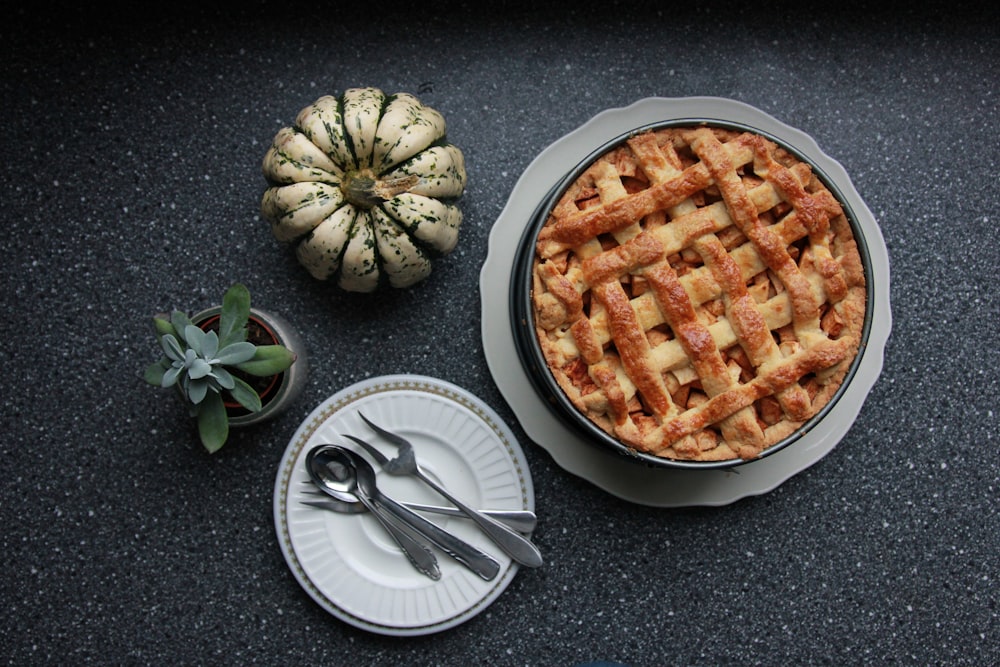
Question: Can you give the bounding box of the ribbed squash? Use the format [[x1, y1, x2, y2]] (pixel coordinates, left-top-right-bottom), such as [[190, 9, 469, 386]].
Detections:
[[260, 88, 467, 292]]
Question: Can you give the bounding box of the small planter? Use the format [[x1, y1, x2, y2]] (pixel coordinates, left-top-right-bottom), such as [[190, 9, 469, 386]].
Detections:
[[144, 283, 308, 453], [192, 306, 308, 428]]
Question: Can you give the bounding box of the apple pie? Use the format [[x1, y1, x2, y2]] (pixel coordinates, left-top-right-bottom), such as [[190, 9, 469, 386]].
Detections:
[[530, 125, 868, 462]]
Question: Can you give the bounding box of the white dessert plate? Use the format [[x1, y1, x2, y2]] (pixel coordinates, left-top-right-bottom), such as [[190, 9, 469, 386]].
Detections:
[[480, 96, 891, 507], [273, 374, 535, 636]]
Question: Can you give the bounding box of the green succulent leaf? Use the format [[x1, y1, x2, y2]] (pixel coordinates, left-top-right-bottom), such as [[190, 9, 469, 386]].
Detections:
[[160, 333, 185, 363], [201, 329, 219, 360], [187, 358, 213, 380], [185, 325, 207, 355], [162, 365, 183, 388], [211, 366, 236, 390], [188, 377, 210, 404], [228, 376, 262, 413], [197, 391, 229, 453], [170, 310, 194, 344], [152, 316, 176, 340], [235, 345, 296, 377], [144, 362, 166, 386], [218, 283, 251, 347], [214, 341, 257, 365]]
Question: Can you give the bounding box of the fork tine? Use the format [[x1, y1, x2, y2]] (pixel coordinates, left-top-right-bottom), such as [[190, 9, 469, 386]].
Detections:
[[341, 433, 391, 465], [358, 411, 409, 448]]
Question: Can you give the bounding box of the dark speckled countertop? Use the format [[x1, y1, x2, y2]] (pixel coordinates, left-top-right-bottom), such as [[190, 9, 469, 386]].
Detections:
[[2, 2, 998, 665]]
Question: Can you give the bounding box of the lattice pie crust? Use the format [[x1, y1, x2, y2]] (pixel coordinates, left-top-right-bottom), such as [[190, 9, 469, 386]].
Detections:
[[531, 126, 867, 462]]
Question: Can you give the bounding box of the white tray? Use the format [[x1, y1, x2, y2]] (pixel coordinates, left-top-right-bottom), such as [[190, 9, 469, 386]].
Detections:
[[480, 96, 891, 507]]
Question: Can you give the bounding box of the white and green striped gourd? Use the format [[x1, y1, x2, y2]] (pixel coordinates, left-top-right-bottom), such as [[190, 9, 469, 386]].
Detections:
[[261, 87, 467, 292]]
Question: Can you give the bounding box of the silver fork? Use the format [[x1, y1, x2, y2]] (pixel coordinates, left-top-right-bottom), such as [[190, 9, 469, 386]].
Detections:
[[347, 412, 543, 568]]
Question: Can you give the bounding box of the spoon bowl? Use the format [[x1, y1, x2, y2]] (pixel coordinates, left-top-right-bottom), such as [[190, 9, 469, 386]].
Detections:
[[305, 444, 441, 580], [305, 446, 364, 503]]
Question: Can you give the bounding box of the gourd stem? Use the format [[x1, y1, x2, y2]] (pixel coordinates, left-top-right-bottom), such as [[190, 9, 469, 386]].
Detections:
[[342, 169, 418, 209]]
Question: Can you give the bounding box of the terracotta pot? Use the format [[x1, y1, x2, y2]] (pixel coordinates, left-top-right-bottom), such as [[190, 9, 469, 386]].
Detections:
[[192, 306, 308, 427]]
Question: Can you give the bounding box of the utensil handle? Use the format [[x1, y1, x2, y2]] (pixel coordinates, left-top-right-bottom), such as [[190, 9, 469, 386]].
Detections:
[[373, 494, 502, 582], [419, 472, 544, 568], [300, 485, 536, 531], [408, 503, 538, 533], [356, 495, 441, 581], [301, 497, 537, 532]]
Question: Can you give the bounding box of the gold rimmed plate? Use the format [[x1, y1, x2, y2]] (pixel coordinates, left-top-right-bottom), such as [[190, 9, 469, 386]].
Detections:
[[273, 374, 535, 636]]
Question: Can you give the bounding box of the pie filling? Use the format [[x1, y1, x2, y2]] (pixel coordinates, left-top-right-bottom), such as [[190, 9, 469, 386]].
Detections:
[[531, 126, 867, 462]]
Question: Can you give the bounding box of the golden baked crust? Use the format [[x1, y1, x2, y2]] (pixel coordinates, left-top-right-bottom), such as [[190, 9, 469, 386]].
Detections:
[[531, 126, 867, 462]]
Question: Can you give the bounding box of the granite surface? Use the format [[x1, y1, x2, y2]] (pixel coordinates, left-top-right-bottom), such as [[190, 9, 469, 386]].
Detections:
[[2, 2, 998, 665]]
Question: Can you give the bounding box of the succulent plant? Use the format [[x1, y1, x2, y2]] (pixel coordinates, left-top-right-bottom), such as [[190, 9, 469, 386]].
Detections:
[[143, 283, 297, 453]]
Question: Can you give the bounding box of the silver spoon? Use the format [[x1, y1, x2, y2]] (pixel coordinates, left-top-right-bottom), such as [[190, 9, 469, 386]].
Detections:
[[310, 445, 501, 581], [305, 445, 440, 581]]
